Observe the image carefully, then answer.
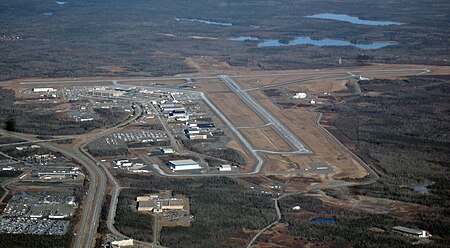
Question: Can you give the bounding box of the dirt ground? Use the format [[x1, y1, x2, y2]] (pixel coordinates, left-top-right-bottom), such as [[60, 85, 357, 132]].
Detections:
[[314, 190, 429, 221], [247, 90, 368, 179], [3, 63, 449, 179], [240, 126, 293, 152], [208, 92, 266, 127]]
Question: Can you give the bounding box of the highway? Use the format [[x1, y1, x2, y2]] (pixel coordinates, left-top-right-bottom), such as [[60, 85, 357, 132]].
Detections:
[[4, 66, 431, 247], [0, 137, 72, 148], [0, 129, 104, 248], [0, 104, 143, 248]]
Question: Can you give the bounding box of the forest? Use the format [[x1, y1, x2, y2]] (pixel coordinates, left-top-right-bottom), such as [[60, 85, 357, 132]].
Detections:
[[115, 175, 276, 247], [316, 76, 450, 246], [1, 0, 449, 81], [0, 88, 127, 135]]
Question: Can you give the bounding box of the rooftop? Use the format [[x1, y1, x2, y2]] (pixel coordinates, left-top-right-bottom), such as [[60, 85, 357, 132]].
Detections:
[[169, 159, 198, 166]]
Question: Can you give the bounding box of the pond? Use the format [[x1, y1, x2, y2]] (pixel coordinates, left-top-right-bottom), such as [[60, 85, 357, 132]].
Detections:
[[409, 183, 431, 194], [311, 217, 336, 223], [228, 36, 259, 41], [306, 13, 404, 26], [256, 36, 398, 50]]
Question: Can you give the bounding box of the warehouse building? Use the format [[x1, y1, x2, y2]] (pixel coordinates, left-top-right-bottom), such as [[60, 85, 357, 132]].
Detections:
[[169, 109, 189, 121], [137, 194, 186, 213], [36, 167, 82, 180], [159, 102, 186, 114], [188, 134, 207, 140], [168, 159, 201, 171], [392, 226, 431, 238], [33, 88, 56, 93], [160, 148, 174, 154], [219, 164, 232, 172], [184, 127, 200, 135], [92, 89, 124, 97], [111, 239, 134, 248]]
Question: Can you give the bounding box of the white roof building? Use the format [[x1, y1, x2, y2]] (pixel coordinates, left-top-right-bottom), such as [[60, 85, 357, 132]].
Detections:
[[168, 159, 201, 171], [33, 88, 56, 93], [161, 148, 174, 154], [292, 92, 307, 99], [219, 164, 232, 172]]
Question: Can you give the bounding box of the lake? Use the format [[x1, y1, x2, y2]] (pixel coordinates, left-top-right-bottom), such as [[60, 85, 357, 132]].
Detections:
[[306, 13, 404, 26], [228, 36, 259, 41], [175, 18, 232, 26], [257, 36, 398, 50]]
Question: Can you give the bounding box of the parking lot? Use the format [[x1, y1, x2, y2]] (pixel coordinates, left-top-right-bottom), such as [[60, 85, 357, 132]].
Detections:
[[105, 130, 168, 146], [0, 217, 70, 235], [2, 191, 76, 219]]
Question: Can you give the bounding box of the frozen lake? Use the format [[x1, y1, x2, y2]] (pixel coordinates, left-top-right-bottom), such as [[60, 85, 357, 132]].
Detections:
[[306, 13, 403, 26], [257, 36, 398, 50]]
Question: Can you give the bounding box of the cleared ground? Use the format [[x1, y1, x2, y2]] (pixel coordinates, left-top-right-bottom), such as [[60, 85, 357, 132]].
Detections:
[[240, 126, 293, 152], [247, 90, 368, 179], [208, 92, 266, 127]]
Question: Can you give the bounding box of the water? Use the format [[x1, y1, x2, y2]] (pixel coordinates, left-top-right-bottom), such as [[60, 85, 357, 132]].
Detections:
[[311, 217, 336, 223], [228, 36, 259, 41], [257, 36, 398, 50], [43, 12, 54, 16], [306, 13, 404, 26], [175, 18, 232, 26], [409, 183, 430, 194]]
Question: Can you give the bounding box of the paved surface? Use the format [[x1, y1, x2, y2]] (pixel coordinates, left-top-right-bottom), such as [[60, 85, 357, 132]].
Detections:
[[219, 75, 312, 154], [4, 66, 430, 247]]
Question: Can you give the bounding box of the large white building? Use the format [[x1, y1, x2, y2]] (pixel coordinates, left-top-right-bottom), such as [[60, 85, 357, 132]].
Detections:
[[219, 164, 232, 172], [33, 87, 56, 93], [168, 159, 201, 171], [392, 226, 431, 238], [292, 92, 307, 99]]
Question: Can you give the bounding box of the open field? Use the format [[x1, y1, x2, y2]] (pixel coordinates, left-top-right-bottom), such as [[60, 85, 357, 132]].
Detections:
[[195, 80, 231, 93], [208, 92, 266, 127], [247, 90, 368, 179], [240, 126, 293, 152]]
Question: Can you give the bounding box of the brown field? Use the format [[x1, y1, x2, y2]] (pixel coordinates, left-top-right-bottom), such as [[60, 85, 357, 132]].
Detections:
[[261, 154, 298, 172], [195, 80, 231, 93], [283, 77, 349, 94], [240, 126, 293, 152], [2, 64, 449, 179], [246, 89, 368, 179], [208, 92, 266, 127], [315, 191, 428, 220], [237, 73, 344, 90], [185, 56, 234, 73]]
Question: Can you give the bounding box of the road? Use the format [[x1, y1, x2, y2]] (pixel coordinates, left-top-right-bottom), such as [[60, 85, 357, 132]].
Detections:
[[314, 111, 380, 180], [0, 129, 104, 248], [246, 199, 281, 248], [219, 75, 312, 154], [16, 68, 430, 86], [4, 66, 430, 247], [0, 137, 72, 148], [76, 104, 144, 247], [0, 104, 143, 248]]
